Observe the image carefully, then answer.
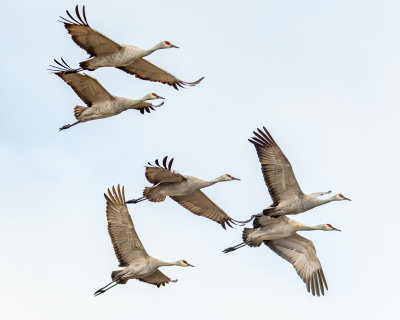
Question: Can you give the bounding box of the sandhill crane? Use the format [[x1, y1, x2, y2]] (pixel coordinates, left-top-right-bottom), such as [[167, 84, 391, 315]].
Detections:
[[126, 156, 242, 229], [223, 215, 340, 296], [59, 5, 204, 90], [94, 185, 194, 296], [49, 59, 164, 131], [244, 127, 350, 220]]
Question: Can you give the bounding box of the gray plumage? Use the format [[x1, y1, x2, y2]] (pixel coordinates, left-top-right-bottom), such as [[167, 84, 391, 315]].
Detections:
[[126, 156, 242, 229], [224, 215, 340, 296], [248, 126, 351, 218], [94, 185, 194, 296]]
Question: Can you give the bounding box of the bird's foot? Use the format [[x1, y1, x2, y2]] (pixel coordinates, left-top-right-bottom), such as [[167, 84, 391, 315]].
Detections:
[[126, 199, 139, 204], [59, 124, 72, 131], [126, 197, 145, 204], [94, 289, 104, 297]]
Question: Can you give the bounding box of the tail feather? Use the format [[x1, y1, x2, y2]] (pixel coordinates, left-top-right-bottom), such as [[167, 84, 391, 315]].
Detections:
[[242, 228, 263, 247], [242, 228, 253, 242], [143, 186, 166, 202], [79, 60, 94, 70], [111, 270, 127, 284], [74, 106, 87, 120]]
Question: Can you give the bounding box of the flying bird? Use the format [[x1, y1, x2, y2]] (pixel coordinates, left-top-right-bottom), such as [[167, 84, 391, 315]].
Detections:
[[94, 185, 194, 296], [126, 156, 242, 229], [49, 59, 164, 131], [244, 126, 351, 220], [59, 5, 204, 90], [223, 215, 341, 296]]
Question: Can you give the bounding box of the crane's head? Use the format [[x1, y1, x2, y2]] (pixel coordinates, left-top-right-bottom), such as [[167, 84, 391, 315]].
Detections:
[[145, 93, 165, 100], [179, 260, 195, 267], [160, 41, 179, 49], [324, 224, 341, 231], [335, 193, 351, 201], [219, 174, 241, 181]]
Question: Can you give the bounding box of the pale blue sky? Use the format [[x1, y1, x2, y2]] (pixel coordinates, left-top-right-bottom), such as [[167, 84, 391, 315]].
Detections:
[[1, 0, 399, 319]]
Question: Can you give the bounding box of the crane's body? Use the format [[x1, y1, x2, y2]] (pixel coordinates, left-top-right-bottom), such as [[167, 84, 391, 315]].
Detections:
[[59, 6, 203, 90], [224, 215, 340, 296], [126, 156, 242, 229], [111, 256, 187, 283], [263, 191, 345, 217], [81, 44, 161, 70], [75, 96, 160, 122], [246, 126, 350, 220], [143, 175, 233, 201], [49, 59, 164, 130], [94, 185, 194, 296]]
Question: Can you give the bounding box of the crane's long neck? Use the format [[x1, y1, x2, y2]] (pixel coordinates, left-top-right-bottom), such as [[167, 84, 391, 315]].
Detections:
[[306, 194, 337, 209], [297, 224, 327, 231], [152, 258, 181, 268], [141, 44, 163, 57], [117, 96, 148, 111], [198, 177, 225, 189]]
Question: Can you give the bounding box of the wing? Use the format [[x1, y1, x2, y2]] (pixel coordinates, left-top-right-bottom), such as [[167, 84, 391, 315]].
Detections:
[[118, 58, 204, 90], [253, 215, 290, 228], [265, 234, 328, 296], [105, 185, 148, 267], [134, 101, 164, 115], [171, 190, 234, 229], [59, 5, 122, 57], [51, 60, 113, 106], [249, 127, 304, 205], [145, 156, 186, 184], [138, 269, 177, 288]]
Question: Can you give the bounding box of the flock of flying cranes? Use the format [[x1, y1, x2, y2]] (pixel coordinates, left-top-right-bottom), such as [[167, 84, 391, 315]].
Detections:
[[51, 5, 351, 298]]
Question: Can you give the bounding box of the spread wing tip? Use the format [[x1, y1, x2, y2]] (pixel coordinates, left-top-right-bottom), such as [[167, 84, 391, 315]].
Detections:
[[59, 5, 89, 26]]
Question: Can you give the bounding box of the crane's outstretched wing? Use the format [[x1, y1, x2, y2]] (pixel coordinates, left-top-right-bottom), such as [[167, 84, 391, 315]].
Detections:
[[252, 215, 290, 228], [265, 234, 328, 296], [133, 101, 165, 115], [105, 185, 148, 267], [171, 190, 234, 229], [118, 58, 204, 90], [60, 5, 122, 57], [249, 127, 304, 205], [138, 270, 177, 288], [145, 156, 186, 184], [50, 59, 113, 106]]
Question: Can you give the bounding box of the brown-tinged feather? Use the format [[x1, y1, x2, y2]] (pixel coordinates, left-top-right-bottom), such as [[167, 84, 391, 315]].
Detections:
[[117, 58, 204, 90]]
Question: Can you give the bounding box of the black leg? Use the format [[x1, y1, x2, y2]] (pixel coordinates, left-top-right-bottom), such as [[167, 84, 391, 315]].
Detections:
[[94, 281, 118, 297], [59, 121, 80, 131], [126, 197, 146, 204]]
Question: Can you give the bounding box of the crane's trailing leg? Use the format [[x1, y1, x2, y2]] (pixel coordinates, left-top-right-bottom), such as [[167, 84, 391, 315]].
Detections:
[[233, 214, 262, 225], [59, 121, 80, 131], [223, 242, 247, 253], [94, 281, 118, 297], [126, 196, 146, 204]]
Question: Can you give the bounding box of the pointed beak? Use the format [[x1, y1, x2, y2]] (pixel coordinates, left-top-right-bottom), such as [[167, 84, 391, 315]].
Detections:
[[171, 44, 179, 48], [332, 227, 342, 231], [187, 263, 195, 267], [231, 176, 240, 181], [157, 96, 165, 99], [343, 197, 351, 201]]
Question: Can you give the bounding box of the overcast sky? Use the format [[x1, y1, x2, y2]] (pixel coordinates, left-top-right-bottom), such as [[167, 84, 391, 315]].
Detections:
[[1, 0, 399, 319]]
